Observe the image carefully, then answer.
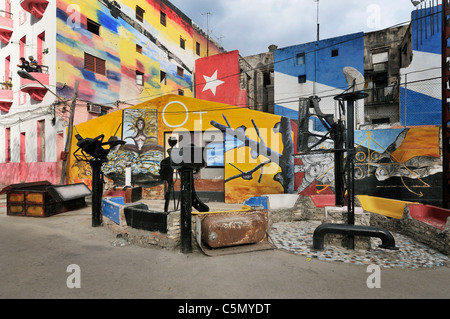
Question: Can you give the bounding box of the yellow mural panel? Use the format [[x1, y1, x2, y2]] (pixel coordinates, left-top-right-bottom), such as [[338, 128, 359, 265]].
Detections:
[[391, 127, 440, 163], [67, 95, 292, 203]]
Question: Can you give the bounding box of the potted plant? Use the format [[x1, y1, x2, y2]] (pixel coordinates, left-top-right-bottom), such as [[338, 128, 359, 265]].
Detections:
[[1, 80, 12, 90]]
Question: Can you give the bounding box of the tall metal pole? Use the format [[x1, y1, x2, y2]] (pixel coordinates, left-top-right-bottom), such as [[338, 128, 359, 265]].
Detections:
[[346, 99, 355, 249], [202, 12, 211, 56], [316, 0, 320, 41], [314, 0, 319, 96], [442, 0, 450, 208], [90, 159, 105, 227], [180, 167, 193, 253], [332, 121, 345, 206]]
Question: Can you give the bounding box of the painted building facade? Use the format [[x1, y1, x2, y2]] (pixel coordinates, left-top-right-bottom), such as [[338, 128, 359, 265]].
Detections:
[[194, 50, 248, 108], [363, 25, 411, 125], [273, 32, 365, 125], [400, 2, 442, 126], [67, 94, 296, 203], [0, 0, 223, 185]]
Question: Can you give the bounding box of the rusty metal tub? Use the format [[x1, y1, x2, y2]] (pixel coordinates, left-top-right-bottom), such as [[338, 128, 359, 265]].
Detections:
[[194, 207, 274, 256]]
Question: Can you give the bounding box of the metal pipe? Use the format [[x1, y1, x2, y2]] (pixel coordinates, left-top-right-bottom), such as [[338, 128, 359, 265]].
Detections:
[[180, 168, 193, 254], [90, 159, 105, 227], [312, 223, 398, 250]]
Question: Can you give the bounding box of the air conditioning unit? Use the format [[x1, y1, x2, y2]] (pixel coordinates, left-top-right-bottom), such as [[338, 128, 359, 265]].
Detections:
[[87, 103, 102, 114]]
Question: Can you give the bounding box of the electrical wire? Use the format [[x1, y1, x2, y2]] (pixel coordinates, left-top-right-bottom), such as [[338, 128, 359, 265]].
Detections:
[[2, 4, 444, 118]]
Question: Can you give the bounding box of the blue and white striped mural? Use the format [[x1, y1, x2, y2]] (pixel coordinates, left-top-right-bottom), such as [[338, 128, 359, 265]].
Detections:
[[273, 32, 365, 126], [400, 3, 442, 126]]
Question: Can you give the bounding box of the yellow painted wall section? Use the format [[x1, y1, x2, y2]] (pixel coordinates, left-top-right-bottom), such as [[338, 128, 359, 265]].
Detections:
[[67, 95, 291, 203]]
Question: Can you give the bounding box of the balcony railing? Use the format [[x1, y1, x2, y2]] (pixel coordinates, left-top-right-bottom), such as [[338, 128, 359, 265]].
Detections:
[[364, 86, 397, 105], [19, 72, 49, 101], [20, 0, 49, 19]]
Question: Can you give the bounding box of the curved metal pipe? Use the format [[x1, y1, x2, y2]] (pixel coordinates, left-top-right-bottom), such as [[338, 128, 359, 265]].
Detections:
[[312, 223, 398, 250]]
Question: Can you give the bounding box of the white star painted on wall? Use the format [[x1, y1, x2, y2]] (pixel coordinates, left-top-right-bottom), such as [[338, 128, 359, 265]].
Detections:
[[202, 70, 224, 96]]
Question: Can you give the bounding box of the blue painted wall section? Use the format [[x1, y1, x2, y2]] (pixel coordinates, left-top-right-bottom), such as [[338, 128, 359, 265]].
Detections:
[[274, 32, 364, 120], [400, 4, 441, 126], [102, 197, 125, 224]]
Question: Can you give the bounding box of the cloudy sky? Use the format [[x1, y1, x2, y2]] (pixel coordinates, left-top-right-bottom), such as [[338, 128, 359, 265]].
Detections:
[[169, 0, 429, 56]]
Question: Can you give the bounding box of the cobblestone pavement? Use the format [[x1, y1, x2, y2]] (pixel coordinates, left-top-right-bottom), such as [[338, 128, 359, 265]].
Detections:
[[269, 221, 450, 269]]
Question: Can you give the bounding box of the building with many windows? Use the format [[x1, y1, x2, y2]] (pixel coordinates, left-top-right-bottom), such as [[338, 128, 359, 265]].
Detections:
[[0, 0, 223, 185]]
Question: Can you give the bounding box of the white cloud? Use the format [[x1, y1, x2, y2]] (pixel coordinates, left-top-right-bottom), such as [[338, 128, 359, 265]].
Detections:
[[170, 0, 427, 56]]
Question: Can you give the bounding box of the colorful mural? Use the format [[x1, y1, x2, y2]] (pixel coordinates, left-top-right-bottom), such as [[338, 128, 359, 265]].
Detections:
[[195, 50, 247, 107], [273, 32, 365, 121], [103, 109, 164, 187], [55, 0, 222, 105], [400, 3, 441, 126], [295, 126, 442, 206], [67, 94, 295, 203]]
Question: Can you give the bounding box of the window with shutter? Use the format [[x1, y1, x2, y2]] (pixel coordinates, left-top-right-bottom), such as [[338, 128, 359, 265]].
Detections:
[[180, 37, 185, 49], [84, 52, 106, 75], [96, 57, 106, 75], [177, 67, 184, 77], [136, 6, 144, 22], [160, 11, 166, 26], [84, 52, 95, 72]]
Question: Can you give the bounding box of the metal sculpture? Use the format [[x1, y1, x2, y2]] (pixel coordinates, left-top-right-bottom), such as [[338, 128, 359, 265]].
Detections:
[[297, 70, 398, 250], [73, 130, 125, 227], [167, 139, 209, 253]]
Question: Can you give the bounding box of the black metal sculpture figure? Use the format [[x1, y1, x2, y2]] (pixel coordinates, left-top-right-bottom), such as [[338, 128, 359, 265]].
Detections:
[[296, 85, 398, 251], [73, 130, 125, 227], [159, 137, 177, 213], [162, 138, 209, 253]]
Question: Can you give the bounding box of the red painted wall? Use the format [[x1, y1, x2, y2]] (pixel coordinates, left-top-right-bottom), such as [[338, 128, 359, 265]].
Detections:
[[195, 50, 247, 107], [0, 162, 58, 185]]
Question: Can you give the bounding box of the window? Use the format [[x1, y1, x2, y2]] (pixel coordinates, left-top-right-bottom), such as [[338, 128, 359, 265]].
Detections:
[[136, 44, 142, 54], [136, 6, 144, 22], [178, 89, 184, 96], [372, 118, 390, 125], [298, 75, 306, 83], [37, 120, 45, 162], [331, 49, 339, 57], [20, 132, 25, 163], [372, 51, 389, 72], [160, 70, 166, 85], [180, 36, 185, 49], [136, 70, 144, 86], [37, 32, 45, 65], [196, 42, 201, 56], [84, 52, 106, 75], [5, 128, 10, 163], [5, 56, 10, 83], [160, 11, 166, 26], [296, 53, 305, 65], [177, 66, 184, 77], [19, 91, 26, 105], [20, 36, 26, 58], [87, 19, 100, 35]]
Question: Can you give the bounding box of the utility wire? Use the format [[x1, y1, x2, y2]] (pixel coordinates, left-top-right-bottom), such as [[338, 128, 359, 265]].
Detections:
[[3, 6, 443, 117]]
